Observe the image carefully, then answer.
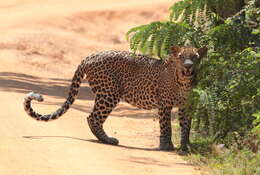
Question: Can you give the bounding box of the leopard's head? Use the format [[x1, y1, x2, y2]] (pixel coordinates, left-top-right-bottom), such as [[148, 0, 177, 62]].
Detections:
[[169, 46, 208, 77]]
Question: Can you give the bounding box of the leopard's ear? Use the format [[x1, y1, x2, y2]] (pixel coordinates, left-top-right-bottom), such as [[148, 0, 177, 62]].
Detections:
[[198, 47, 208, 58], [170, 46, 181, 56]]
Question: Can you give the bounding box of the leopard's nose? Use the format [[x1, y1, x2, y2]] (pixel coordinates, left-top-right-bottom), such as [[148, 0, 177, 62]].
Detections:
[[184, 59, 193, 68]]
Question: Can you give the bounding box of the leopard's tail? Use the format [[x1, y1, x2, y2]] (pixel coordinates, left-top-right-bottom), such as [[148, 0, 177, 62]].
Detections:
[[23, 60, 86, 121]]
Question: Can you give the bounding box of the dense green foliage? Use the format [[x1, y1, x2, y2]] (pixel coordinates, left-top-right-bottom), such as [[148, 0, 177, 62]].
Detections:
[[208, 149, 260, 175], [187, 138, 260, 175], [126, 0, 259, 149]]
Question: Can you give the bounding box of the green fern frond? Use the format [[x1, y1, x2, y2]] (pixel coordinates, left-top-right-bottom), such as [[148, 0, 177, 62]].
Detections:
[[170, 0, 209, 26], [126, 21, 195, 58], [170, 0, 245, 27], [147, 33, 156, 56], [126, 24, 147, 41], [162, 25, 175, 56], [170, 0, 207, 22], [169, 0, 192, 22], [154, 26, 166, 58]]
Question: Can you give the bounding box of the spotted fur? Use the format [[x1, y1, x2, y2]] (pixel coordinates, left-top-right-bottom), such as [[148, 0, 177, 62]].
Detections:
[[24, 46, 207, 151]]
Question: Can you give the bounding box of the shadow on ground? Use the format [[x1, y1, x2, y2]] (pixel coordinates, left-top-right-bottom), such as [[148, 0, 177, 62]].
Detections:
[[0, 72, 94, 100], [0, 72, 154, 118], [23, 135, 191, 167], [23, 135, 158, 152]]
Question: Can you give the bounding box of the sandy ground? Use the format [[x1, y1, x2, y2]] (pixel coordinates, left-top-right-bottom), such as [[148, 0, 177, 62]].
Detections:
[[0, 0, 198, 174]]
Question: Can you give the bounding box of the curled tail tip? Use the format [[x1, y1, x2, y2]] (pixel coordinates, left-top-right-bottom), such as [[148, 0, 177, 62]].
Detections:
[[25, 92, 44, 102]]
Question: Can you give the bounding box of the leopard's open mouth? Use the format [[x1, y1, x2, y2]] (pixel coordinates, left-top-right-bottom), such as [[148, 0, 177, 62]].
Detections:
[[182, 68, 194, 77]]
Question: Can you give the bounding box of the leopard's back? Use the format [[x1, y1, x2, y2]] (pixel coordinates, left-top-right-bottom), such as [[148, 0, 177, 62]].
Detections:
[[84, 50, 165, 109]]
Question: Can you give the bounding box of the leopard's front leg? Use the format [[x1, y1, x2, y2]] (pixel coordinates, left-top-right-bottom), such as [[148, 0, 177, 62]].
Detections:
[[178, 107, 192, 153], [158, 107, 174, 151]]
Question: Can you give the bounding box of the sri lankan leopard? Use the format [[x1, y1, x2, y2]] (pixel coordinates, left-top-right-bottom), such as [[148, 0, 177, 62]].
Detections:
[[24, 46, 207, 152]]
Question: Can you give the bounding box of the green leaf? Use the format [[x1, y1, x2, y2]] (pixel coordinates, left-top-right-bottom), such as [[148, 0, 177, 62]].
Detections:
[[126, 21, 194, 58]]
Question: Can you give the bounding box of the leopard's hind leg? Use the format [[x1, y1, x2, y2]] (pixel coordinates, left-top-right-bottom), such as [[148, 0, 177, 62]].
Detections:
[[87, 93, 120, 145]]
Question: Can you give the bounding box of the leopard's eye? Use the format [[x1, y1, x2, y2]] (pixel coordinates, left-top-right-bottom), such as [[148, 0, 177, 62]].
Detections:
[[190, 53, 199, 60], [178, 54, 185, 59], [192, 55, 198, 60]]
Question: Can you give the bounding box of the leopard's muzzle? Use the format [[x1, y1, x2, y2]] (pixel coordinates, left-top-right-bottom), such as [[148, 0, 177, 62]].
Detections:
[[182, 59, 194, 77]]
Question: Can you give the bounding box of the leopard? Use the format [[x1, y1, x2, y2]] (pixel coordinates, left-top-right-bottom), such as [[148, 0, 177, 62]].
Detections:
[[24, 46, 207, 152]]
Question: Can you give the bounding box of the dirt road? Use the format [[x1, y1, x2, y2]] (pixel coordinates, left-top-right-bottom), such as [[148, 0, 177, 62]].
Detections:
[[0, 1, 196, 174]]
